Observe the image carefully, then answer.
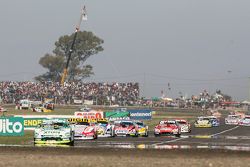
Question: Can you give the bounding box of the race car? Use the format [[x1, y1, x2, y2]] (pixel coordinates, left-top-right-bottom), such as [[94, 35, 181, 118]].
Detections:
[[16, 99, 31, 110], [175, 119, 191, 133], [43, 102, 54, 110], [225, 114, 241, 125], [238, 116, 250, 126], [194, 116, 212, 128], [74, 119, 98, 140], [43, 98, 55, 110], [154, 120, 181, 137], [32, 105, 53, 113], [207, 116, 220, 127], [95, 118, 115, 137], [134, 120, 149, 137], [34, 119, 74, 145], [113, 120, 139, 137]]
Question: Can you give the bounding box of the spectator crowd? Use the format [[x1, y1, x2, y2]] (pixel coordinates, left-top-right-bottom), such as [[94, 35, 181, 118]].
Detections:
[[0, 81, 246, 110], [0, 81, 139, 106]]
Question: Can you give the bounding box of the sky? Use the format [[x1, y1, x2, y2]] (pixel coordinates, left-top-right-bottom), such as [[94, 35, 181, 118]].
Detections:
[[0, 0, 250, 100]]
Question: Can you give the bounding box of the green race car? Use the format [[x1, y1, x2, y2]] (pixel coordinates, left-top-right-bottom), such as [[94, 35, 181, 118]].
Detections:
[[34, 119, 74, 145]]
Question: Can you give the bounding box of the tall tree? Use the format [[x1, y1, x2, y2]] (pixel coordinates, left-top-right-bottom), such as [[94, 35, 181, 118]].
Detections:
[[35, 31, 104, 82]]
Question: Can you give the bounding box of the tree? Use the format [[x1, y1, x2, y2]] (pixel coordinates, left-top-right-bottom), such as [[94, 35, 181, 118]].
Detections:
[[35, 31, 104, 82]]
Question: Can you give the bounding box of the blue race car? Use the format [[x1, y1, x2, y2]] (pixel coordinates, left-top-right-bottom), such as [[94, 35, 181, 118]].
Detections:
[[207, 116, 220, 127]]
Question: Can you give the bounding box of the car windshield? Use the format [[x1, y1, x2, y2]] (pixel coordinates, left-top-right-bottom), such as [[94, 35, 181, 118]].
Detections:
[[136, 122, 144, 126], [121, 122, 133, 126], [76, 122, 90, 126], [199, 118, 210, 121], [229, 115, 239, 118], [167, 122, 176, 125], [53, 122, 65, 126], [176, 121, 186, 125], [97, 121, 108, 125]]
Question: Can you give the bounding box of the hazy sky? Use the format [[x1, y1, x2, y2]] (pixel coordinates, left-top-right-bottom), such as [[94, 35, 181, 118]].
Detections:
[[0, 0, 250, 100]]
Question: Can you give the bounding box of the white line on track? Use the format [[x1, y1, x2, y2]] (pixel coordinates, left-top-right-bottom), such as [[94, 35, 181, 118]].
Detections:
[[152, 126, 240, 146], [210, 126, 239, 137], [0, 144, 32, 147], [151, 137, 185, 146]]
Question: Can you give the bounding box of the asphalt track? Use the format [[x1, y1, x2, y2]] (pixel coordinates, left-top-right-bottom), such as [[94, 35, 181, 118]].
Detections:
[[74, 118, 250, 151]]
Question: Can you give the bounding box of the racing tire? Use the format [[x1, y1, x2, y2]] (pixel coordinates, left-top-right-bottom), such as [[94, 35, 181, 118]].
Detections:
[[175, 134, 181, 138], [69, 140, 74, 146], [154, 134, 160, 137], [94, 134, 98, 140], [111, 129, 115, 137], [133, 132, 139, 137], [144, 131, 149, 137]]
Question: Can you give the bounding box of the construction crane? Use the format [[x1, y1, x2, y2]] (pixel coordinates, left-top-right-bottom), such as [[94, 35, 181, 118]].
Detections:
[[60, 6, 87, 85]]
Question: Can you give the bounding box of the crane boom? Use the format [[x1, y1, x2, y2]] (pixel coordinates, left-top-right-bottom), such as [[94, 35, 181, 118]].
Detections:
[[61, 6, 87, 85]]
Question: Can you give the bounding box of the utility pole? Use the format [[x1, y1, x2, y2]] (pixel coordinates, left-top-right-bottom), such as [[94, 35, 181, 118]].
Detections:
[[61, 6, 87, 85]]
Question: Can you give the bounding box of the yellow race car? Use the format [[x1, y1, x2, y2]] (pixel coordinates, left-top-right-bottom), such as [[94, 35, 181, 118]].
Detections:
[[194, 116, 212, 128], [32, 106, 52, 113], [134, 120, 148, 137]]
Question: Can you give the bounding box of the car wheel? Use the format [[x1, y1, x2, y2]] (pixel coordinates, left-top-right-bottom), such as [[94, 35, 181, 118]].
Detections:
[[144, 131, 148, 137], [69, 140, 74, 146], [175, 134, 181, 138], [94, 134, 98, 139], [133, 131, 138, 137], [111, 129, 115, 137], [154, 134, 160, 137]]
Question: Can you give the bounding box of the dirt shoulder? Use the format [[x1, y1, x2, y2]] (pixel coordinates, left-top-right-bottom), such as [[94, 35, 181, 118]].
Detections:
[[0, 147, 249, 167]]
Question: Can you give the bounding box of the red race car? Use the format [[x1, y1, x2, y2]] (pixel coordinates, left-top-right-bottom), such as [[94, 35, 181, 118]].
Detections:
[[154, 120, 181, 137], [113, 120, 139, 137]]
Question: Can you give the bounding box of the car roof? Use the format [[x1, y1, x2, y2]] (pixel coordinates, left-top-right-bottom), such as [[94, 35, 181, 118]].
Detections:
[[175, 119, 187, 122]]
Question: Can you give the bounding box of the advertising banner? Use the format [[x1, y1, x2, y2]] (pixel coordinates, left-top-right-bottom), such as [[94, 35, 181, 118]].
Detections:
[[23, 117, 48, 129], [73, 99, 83, 105], [16, 115, 82, 130], [74, 111, 104, 119], [129, 109, 152, 120], [83, 100, 93, 105], [105, 111, 130, 121], [0, 117, 24, 136]]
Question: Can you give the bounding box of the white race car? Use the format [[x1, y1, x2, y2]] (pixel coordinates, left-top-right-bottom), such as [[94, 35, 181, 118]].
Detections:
[[16, 99, 31, 110], [34, 119, 74, 145], [175, 119, 191, 133], [74, 120, 97, 140], [238, 116, 250, 126], [225, 115, 241, 125], [95, 119, 115, 137]]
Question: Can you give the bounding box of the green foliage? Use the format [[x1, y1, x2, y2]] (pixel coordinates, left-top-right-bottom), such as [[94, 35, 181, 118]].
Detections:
[[35, 31, 104, 82]]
